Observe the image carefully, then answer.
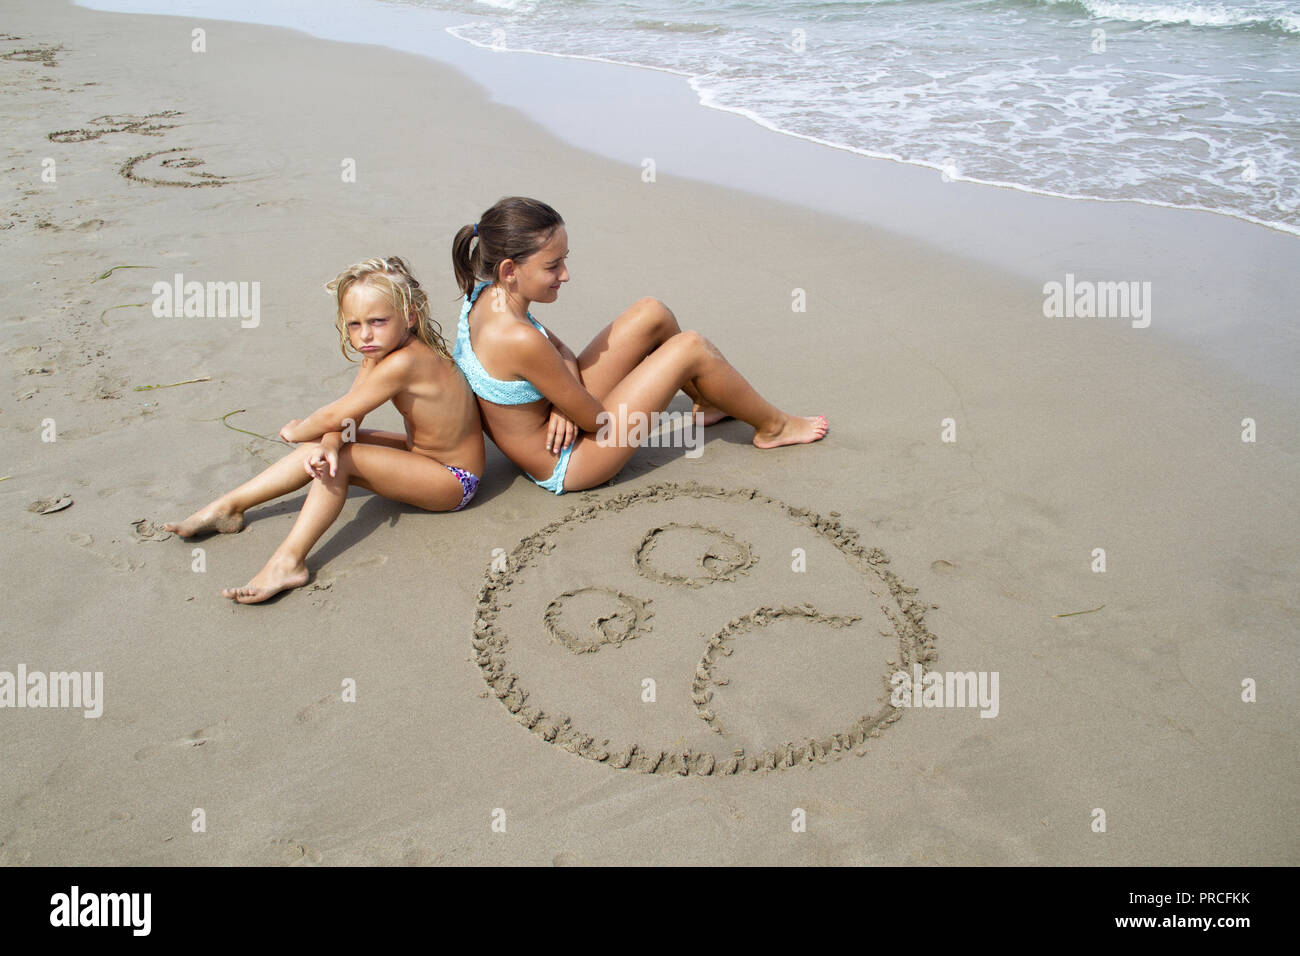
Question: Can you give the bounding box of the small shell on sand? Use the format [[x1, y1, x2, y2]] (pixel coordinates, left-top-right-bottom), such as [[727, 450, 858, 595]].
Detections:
[[29, 495, 72, 514]]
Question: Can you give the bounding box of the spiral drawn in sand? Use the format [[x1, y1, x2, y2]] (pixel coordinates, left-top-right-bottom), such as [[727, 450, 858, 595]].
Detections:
[[472, 482, 939, 777], [120, 148, 231, 188], [634, 522, 755, 588]]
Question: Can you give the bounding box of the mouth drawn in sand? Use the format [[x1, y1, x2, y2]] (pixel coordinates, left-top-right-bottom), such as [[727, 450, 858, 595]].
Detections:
[[472, 481, 940, 776], [119, 148, 231, 188]]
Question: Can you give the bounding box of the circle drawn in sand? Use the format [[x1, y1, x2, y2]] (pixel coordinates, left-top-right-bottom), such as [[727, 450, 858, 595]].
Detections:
[[543, 587, 653, 655], [472, 482, 940, 777], [634, 522, 755, 588]]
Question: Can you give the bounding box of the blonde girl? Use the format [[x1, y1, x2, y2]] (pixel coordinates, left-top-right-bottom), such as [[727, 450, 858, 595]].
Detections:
[[165, 256, 484, 603]]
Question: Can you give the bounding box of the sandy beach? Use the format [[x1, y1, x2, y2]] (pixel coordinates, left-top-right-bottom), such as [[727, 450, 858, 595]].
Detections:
[[1, 0, 1296, 866]]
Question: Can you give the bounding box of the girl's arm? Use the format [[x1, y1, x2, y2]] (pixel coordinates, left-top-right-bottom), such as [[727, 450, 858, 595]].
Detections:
[[538, 325, 583, 383], [281, 352, 414, 443], [532, 324, 583, 452], [508, 327, 605, 432]]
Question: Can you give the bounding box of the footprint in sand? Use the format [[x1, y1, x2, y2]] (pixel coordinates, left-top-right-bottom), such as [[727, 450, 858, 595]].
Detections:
[[473, 481, 941, 777], [67, 530, 142, 572], [130, 518, 173, 542]]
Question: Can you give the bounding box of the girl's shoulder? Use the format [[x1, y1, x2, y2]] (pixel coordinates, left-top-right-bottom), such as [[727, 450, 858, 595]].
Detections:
[[405, 338, 463, 377]]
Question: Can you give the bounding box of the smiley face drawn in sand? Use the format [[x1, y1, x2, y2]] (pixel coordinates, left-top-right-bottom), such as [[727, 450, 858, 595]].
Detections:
[[473, 482, 939, 776], [45, 111, 239, 188]]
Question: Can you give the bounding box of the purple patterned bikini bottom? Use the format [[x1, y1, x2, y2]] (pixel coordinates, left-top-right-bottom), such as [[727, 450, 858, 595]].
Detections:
[[443, 464, 479, 512]]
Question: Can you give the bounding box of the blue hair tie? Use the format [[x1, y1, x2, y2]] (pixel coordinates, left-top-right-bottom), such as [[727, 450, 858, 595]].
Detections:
[[472, 223, 478, 237]]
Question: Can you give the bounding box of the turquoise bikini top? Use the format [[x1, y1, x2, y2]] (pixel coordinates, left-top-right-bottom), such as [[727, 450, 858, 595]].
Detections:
[[453, 280, 549, 405]]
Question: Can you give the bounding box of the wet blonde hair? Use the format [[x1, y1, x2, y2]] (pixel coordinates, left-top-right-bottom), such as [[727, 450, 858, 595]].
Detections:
[[325, 256, 450, 361]]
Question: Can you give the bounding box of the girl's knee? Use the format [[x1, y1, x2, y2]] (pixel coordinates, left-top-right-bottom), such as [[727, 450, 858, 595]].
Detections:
[[631, 297, 676, 334], [671, 329, 710, 353], [323, 443, 357, 482]]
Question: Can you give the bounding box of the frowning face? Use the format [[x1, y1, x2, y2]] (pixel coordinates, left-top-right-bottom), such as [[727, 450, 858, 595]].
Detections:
[[472, 481, 939, 776], [341, 282, 411, 361]]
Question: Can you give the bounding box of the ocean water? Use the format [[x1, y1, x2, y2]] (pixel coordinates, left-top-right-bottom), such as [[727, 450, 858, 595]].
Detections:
[[412, 0, 1300, 236], [75, 0, 1300, 237]]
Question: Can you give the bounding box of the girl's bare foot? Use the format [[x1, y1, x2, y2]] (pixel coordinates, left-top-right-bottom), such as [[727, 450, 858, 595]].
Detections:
[[753, 414, 829, 449], [163, 505, 244, 538], [221, 555, 309, 605], [692, 402, 730, 427]]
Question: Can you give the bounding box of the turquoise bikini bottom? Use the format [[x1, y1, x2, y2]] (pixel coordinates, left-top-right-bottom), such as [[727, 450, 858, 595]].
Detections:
[[527, 441, 574, 495]]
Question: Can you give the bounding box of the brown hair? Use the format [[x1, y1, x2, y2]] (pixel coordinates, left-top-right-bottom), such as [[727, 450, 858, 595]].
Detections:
[[325, 256, 449, 361], [452, 196, 565, 299]]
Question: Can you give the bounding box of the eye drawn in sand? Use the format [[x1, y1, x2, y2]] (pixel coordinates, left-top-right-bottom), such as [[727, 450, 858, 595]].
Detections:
[[0, 42, 61, 67], [48, 111, 180, 143], [544, 587, 654, 654], [473, 482, 940, 776], [635, 522, 755, 587]]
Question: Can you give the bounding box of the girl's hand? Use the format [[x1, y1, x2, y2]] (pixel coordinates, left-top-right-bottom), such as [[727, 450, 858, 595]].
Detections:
[[279, 420, 305, 443], [546, 409, 577, 454], [303, 443, 339, 480]]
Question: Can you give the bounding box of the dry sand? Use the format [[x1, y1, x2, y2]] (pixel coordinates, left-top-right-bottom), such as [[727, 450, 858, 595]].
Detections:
[[0, 0, 1296, 865]]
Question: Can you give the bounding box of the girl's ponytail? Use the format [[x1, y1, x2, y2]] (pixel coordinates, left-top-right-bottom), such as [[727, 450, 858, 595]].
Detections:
[[451, 198, 564, 301], [452, 224, 479, 300]]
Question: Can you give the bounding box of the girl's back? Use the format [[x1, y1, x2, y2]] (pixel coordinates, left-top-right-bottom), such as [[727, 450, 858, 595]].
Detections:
[[374, 337, 483, 469]]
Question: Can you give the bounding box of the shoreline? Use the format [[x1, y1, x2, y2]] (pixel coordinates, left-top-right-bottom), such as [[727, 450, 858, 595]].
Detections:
[[79, 0, 1300, 241], [72, 0, 1300, 397], [446, 19, 1300, 242], [1, 0, 1296, 865]]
